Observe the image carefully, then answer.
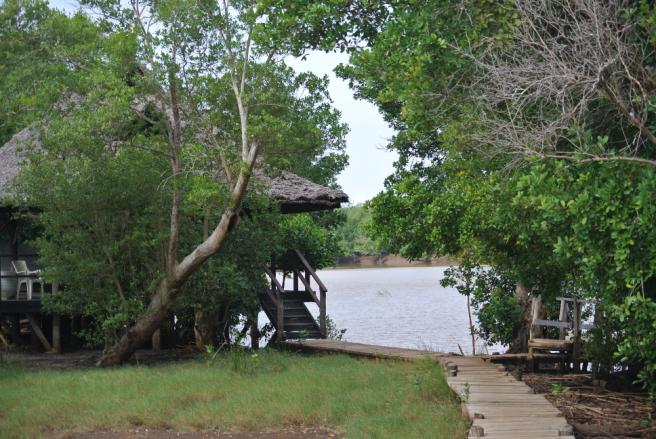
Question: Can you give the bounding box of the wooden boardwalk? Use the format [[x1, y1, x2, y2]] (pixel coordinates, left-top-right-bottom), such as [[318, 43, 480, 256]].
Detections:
[[444, 355, 573, 438], [281, 339, 445, 361], [282, 340, 573, 438]]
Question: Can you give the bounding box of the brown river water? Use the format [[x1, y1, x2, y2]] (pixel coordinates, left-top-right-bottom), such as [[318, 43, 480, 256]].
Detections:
[[264, 266, 503, 355]]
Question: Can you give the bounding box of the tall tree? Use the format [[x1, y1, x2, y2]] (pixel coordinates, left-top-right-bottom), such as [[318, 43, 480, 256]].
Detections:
[[14, 0, 347, 365]]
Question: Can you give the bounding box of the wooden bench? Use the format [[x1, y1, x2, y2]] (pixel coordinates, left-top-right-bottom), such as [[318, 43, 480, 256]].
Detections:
[[529, 296, 596, 372]]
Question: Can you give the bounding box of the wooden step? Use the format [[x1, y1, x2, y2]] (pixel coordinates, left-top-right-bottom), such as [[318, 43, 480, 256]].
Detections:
[[529, 338, 572, 351], [284, 331, 322, 339]]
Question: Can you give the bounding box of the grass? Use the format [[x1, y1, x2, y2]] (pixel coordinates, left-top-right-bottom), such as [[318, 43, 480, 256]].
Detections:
[[0, 350, 468, 438]]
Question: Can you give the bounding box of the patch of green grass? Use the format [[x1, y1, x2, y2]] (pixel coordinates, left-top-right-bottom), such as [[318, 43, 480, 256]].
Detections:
[[0, 350, 468, 438]]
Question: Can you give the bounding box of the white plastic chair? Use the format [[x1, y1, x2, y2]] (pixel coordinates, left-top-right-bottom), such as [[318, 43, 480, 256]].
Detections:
[[11, 260, 43, 300]]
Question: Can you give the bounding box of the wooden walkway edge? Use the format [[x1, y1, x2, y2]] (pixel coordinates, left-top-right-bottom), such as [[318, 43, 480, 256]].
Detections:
[[282, 340, 573, 438]]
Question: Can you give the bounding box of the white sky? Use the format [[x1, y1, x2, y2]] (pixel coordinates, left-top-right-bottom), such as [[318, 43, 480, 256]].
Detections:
[[285, 52, 397, 204], [49, 0, 398, 203]]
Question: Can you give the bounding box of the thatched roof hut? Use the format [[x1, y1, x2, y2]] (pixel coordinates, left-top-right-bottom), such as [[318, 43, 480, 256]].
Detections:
[[0, 125, 348, 213]]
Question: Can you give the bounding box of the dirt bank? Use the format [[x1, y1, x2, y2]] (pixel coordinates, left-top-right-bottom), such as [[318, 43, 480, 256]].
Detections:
[[521, 372, 655, 438], [334, 254, 458, 269]]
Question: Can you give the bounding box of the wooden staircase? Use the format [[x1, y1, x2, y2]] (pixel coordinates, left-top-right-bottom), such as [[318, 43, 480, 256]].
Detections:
[[261, 250, 327, 342], [260, 292, 322, 340]]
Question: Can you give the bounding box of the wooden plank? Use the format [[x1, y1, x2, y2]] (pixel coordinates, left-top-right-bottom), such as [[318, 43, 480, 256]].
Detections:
[[294, 269, 320, 306], [481, 352, 565, 362], [572, 301, 582, 372], [442, 354, 571, 439], [559, 299, 569, 340], [528, 338, 572, 349], [26, 313, 52, 352], [294, 250, 327, 292], [533, 319, 570, 329], [281, 339, 444, 360]]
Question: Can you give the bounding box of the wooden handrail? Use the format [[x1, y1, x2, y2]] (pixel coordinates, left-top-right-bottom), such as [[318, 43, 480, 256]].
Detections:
[[294, 269, 321, 306], [264, 266, 285, 342], [262, 286, 278, 305], [556, 297, 596, 304], [264, 267, 284, 293], [293, 250, 327, 292]]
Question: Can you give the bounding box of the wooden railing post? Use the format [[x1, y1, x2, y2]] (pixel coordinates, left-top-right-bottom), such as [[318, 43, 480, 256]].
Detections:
[[572, 300, 582, 372], [293, 250, 329, 339], [264, 265, 285, 343], [558, 299, 569, 340], [320, 289, 326, 338], [276, 286, 284, 343], [250, 314, 259, 350]]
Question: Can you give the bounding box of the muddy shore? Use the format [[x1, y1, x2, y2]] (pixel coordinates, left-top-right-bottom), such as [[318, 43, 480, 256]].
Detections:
[[333, 254, 458, 269]]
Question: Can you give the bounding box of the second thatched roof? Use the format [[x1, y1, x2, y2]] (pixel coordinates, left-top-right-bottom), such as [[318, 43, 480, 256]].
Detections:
[[0, 125, 348, 213]]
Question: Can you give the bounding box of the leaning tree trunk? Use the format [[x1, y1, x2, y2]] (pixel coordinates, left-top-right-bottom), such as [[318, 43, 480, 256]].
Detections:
[[98, 276, 178, 366], [509, 283, 532, 353], [97, 165, 254, 366]]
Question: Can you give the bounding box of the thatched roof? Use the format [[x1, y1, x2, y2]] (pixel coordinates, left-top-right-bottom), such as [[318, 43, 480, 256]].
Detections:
[[0, 126, 40, 200], [262, 171, 348, 213], [0, 125, 348, 213]]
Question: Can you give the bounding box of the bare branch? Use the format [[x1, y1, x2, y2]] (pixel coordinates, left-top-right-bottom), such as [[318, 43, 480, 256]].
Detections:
[[466, 0, 656, 167]]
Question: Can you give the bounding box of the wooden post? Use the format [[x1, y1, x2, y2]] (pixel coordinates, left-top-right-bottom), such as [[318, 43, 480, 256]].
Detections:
[[320, 288, 326, 338], [0, 319, 13, 347], [304, 269, 311, 293], [4, 315, 21, 345], [26, 314, 53, 352], [52, 315, 61, 353], [250, 314, 259, 350], [151, 328, 161, 352], [529, 297, 540, 341], [572, 301, 582, 372], [276, 290, 284, 343], [558, 299, 568, 340], [591, 304, 601, 378], [293, 270, 298, 292]]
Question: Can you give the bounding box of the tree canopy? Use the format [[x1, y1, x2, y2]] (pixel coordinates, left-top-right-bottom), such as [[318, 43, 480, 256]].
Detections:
[[263, 0, 656, 396], [2, 0, 348, 363]]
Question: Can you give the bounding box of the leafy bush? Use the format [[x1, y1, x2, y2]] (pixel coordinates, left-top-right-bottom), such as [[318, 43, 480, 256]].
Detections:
[[614, 296, 656, 398], [274, 213, 340, 271], [323, 314, 347, 340], [442, 264, 522, 346]]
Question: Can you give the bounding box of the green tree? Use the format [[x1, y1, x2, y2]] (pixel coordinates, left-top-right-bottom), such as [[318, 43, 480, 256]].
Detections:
[[12, 0, 347, 364], [333, 205, 378, 256], [0, 0, 104, 144], [264, 0, 656, 394]]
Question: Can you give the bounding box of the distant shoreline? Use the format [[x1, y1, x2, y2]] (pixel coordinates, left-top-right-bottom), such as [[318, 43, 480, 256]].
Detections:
[[332, 254, 459, 269]]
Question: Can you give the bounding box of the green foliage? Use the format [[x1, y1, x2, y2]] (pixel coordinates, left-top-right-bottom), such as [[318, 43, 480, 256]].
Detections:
[[333, 204, 378, 256], [20, 142, 169, 345], [614, 295, 656, 397], [0, 0, 105, 144], [176, 197, 281, 342], [289, 0, 656, 395], [322, 314, 347, 340], [442, 264, 522, 346], [274, 213, 340, 271], [7, 0, 349, 348], [551, 383, 570, 396], [459, 382, 471, 403]]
